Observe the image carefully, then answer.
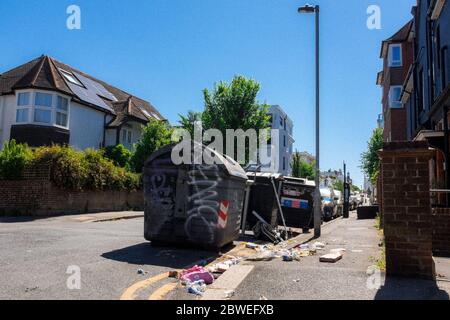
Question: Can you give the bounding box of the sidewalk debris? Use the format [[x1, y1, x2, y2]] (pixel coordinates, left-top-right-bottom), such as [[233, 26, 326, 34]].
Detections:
[[313, 242, 326, 250], [168, 270, 180, 278], [224, 290, 235, 299], [137, 268, 147, 275], [180, 266, 215, 285], [260, 294, 268, 300], [187, 280, 206, 296], [319, 252, 343, 263]]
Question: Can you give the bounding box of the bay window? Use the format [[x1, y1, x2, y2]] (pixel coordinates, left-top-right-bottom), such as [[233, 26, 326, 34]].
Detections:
[[15, 91, 70, 128]]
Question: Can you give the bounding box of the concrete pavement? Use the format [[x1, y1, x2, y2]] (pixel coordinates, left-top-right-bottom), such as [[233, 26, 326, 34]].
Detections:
[[230, 212, 450, 300]]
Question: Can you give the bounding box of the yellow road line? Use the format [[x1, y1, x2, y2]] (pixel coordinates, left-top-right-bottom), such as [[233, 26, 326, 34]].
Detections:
[[120, 272, 169, 300], [148, 282, 179, 300]]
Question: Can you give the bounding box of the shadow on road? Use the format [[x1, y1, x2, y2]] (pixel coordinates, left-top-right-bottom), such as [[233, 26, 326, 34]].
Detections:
[[0, 216, 48, 223], [375, 276, 450, 300], [101, 242, 219, 269]]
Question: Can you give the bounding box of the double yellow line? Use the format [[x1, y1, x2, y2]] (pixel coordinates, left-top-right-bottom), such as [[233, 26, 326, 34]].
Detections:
[[120, 272, 176, 300]]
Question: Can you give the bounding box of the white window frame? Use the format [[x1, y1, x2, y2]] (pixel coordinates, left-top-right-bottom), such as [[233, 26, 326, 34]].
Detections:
[[59, 69, 83, 87], [15, 90, 71, 129], [389, 86, 403, 108], [388, 44, 403, 67], [16, 92, 32, 123], [121, 128, 132, 145], [33, 92, 53, 125], [55, 96, 69, 128]]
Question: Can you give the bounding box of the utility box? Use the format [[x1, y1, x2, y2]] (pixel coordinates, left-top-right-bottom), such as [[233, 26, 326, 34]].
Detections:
[[143, 143, 248, 249]]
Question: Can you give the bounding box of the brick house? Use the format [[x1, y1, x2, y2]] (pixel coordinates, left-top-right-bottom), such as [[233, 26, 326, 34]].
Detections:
[[377, 20, 414, 143], [399, 0, 450, 198], [0, 55, 164, 150]]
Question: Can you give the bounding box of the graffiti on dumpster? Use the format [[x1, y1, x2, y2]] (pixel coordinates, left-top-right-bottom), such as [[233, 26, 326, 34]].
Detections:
[[145, 157, 177, 234], [184, 164, 222, 244]]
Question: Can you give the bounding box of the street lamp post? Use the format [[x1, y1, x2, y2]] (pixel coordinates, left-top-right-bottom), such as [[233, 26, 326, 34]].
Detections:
[[298, 4, 321, 238]]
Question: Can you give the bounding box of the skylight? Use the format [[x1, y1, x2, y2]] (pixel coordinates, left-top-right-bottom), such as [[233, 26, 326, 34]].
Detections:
[[140, 107, 152, 119], [59, 69, 83, 87]]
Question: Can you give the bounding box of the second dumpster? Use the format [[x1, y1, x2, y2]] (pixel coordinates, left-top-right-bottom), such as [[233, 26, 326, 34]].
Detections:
[[143, 142, 248, 249]]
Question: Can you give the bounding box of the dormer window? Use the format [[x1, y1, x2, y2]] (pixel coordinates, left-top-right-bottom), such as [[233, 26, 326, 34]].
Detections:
[[59, 69, 83, 87], [388, 44, 402, 67]]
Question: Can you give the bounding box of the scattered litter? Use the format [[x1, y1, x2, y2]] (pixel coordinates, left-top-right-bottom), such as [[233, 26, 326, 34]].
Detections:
[[313, 242, 326, 250], [260, 295, 268, 300], [282, 254, 294, 262], [137, 269, 147, 275], [330, 248, 347, 255], [293, 279, 300, 283], [187, 280, 206, 296], [352, 250, 363, 253], [246, 242, 259, 250], [224, 290, 235, 299], [180, 266, 214, 285], [168, 270, 180, 278], [319, 252, 343, 263]]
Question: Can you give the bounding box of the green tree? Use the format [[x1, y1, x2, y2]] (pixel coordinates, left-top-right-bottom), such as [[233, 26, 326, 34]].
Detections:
[[131, 119, 173, 173], [361, 128, 383, 184], [333, 180, 344, 193], [202, 76, 270, 133], [200, 76, 270, 163], [291, 152, 316, 180], [178, 111, 202, 137]]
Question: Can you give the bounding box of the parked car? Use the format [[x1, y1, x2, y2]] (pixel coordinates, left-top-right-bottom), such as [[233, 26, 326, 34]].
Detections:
[[320, 187, 338, 221]]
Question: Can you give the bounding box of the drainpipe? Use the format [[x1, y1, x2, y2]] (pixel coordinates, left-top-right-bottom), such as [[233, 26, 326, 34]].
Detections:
[[102, 113, 107, 148]]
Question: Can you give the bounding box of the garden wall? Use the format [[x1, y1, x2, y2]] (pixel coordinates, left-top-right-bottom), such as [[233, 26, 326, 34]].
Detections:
[[0, 166, 143, 216]]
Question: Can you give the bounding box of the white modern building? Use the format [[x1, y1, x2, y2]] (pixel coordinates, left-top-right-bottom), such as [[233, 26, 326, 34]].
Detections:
[[0, 55, 164, 150], [260, 105, 294, 176]]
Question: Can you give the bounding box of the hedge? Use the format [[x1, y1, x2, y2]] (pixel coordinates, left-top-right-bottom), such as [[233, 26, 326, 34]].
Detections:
[[0, 142, 141, 191]]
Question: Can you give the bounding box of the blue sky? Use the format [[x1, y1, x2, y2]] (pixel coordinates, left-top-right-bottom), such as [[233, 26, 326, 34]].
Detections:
[[0, 0, 416, 186]]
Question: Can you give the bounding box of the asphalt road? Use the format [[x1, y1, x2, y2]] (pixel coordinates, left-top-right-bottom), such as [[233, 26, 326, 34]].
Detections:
[[0, 214, 214, 300], [1, 211, 449, 300]]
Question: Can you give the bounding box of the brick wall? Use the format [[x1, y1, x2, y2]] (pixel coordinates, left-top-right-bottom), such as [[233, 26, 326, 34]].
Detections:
[[379, 141, 436, 280], [432, 208, 450, 257], [0, 166, 143, 216]]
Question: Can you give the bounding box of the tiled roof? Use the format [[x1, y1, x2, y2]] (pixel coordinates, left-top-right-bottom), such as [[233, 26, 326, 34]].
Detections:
[[380, 20, 413, 58], [0, 55, 165, 123]]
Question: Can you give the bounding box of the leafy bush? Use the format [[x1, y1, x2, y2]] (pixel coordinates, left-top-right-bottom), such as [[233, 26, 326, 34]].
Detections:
[[31, 145, 141, 191], [131, 119, 173, 173], [32, 145, 88, 190], [0, 140, 32, 179], [103, 144, 132, 168]]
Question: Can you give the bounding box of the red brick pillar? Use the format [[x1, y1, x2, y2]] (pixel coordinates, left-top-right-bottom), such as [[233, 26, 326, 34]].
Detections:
[[378, 141, 436, 280]]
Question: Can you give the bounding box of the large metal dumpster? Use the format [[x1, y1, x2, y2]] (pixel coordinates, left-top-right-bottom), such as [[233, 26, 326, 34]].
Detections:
[[143, 142, 248, 249], [244, 172, 283, 231], [280, 177, 315, 231]]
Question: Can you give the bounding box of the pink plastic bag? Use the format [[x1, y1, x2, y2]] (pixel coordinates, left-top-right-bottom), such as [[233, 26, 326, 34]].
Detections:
[[180, 265, 214, 285]]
